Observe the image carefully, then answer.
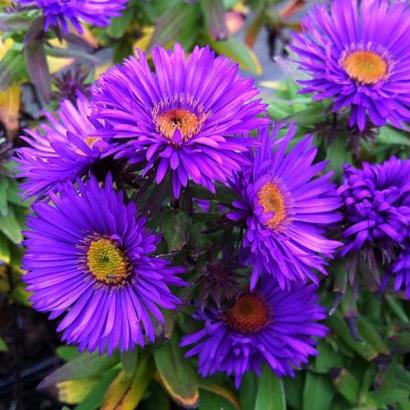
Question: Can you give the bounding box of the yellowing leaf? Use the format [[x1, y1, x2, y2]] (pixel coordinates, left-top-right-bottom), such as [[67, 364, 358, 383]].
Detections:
[[0, 234, 10, 264], [232, 2, 248, 14], [57, 378, 100, 405], [199, 379, 240, 410], [95, 63, 114, 79], [133, 27, 154, 53], [79, 26, 100, 49], [49, 38, 67, 48], [0, 37, 13, 60], [259, 81, 287, 91], [39, 351, 119, 389], [47, 56, 74, 74], [12, 284, 32, 307], [0, 83, 20, 138], [154, 332, 199, 408], [102, 354, 154, 410]]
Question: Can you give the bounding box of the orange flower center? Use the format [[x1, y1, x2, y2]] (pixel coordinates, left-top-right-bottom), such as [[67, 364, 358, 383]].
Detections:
[[157, 109, 200, 142], [75, 136, 102, 156], [343, 51, 388, 84], [257, 182, 287, 230], [225, 294, 269, 333], [87, 238, 129, 284]]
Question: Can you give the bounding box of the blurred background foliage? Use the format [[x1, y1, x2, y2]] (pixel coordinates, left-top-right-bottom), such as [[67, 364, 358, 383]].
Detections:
[[0, 0, 409, 409]]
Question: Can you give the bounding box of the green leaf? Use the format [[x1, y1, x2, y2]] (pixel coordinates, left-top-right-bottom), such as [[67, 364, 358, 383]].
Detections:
[[38, 351, 119, 389], [313, 342, 345, 374], [0, 337, 7, 352], [147, 2, 200, 51], [102, 354, 154, 410], [11, 284, 31, 307], [385, 295, 409, 323], [303, 373, 334, 410], [0, 12, 32, 32], [0, 176, 9, 216], [199, 377, 240, 410], [120, 350, 138, 379], [327, 312, 378, 361], [286, 101, 330, 127], [154, 331, 199, 408], [283, 373, 304, 410], [190, 184, 236, 203], [368, 387, 410, 407], [326, 135, 352, 178], [255, 366, 286, 410], [378, 126, 410, 146], [0, 233, 10, 264], [239, 372, 258, 410], [113, 40, 133, 64], [75, 368, 120, 410], [0, 207, 23, 244], [200, 0, 228, 41], [140, 382, 170, 410], [383, 363, 410, 392], [157, 210, 192, 252], [24, 18, 51, 103], [0, 46, 29, 90], [106, 8, 133, 39], [199, 389, 237, 410], [268, 102, 293, 121], [357, 317, 389, 355], [332, 369, 359, 405], [206, 35, 262, 75], [56, 346, 81, 362], [6, 178, 25, 206]]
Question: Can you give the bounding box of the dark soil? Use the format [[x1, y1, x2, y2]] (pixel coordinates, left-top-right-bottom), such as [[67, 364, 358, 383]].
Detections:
[[0, 295, 63, 410]]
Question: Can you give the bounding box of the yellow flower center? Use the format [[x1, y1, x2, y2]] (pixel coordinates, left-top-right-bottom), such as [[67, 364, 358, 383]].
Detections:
[[86, 238, 129, 284], [257, 182, 287, 230], [157, 109, 200, 142], [84, 136, 100, 148], [225, 294, 269, 333], [343, 51, 388, 84]]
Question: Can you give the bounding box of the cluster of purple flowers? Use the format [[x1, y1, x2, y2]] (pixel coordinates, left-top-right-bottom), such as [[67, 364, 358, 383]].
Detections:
[[16, 0, 410, 389], [17, 44, 336, 385], [339, 157, 410, 298]]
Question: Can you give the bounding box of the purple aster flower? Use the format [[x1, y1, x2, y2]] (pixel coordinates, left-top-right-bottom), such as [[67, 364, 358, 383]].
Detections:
[[16, 93, 110, 199], [338, 157, 410, 256], [181, 282, 327, 387], [91, 44, 267, 198], [291, 0, 410, 131], [17, 0, 127, 34], [228, 123, 341, 289], [391, 245, 410, 299], [22, 174, 185, 354]]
